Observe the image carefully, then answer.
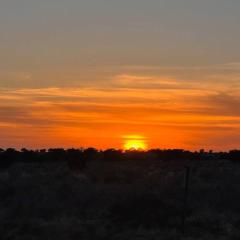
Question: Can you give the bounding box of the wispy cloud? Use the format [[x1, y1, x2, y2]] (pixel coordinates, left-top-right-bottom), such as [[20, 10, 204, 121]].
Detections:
[[1, 62, 240, 150], [0, 83, 239, 150]]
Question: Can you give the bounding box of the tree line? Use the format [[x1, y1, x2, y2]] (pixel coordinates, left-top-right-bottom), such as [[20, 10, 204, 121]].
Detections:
[[0, 148, 240, 169]]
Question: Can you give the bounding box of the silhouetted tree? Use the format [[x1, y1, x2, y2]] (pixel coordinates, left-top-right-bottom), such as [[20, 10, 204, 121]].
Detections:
[[0, 148, 239, 169], [67, 149, 86, 171], [0, 148, 19, 169], [229, 150, 240, 161], [103, 149, 123, 161]]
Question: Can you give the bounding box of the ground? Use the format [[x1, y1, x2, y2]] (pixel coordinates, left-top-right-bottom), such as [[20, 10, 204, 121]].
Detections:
[[1, 159, 240, 239]]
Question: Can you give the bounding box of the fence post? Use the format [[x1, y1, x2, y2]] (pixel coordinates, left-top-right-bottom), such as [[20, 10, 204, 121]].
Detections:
[[182, 166, 190, 234]]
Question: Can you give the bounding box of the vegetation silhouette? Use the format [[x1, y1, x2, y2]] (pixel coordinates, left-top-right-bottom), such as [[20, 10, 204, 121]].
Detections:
[[1, 147, 240, 239], [1, 148, 240, 170]]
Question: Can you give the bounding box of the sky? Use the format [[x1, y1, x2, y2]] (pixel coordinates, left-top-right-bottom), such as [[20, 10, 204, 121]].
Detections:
[[0, 0, 240, 150]]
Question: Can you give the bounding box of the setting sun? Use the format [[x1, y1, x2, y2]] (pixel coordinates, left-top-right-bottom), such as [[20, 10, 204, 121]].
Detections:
[[123, 135, 148, 150]]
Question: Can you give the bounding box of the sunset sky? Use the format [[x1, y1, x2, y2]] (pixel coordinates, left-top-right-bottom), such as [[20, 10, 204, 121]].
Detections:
[[1, 0, 240, 150]]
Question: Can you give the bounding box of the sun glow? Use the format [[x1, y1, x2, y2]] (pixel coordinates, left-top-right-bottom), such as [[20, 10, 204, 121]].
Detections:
[[123, 135, 148, 150]]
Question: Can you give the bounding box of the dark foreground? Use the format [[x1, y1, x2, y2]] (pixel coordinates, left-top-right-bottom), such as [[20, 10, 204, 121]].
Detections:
[[1, 158, 240, 240]]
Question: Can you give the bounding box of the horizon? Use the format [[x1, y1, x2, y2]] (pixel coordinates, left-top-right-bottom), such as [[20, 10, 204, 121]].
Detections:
[[1, 146, 239, 153]]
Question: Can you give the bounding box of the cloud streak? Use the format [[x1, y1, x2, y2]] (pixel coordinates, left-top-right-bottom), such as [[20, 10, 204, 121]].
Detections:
[[0, 82, 239, 150]]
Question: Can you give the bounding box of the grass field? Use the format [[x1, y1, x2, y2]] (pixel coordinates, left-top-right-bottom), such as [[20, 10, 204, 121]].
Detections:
[[1, 159, 240, 239]]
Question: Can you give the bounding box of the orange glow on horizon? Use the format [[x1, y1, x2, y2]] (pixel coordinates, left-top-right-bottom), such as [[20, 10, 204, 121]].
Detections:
[[0, 86, 240, 151], [123, 135, 148, 150]]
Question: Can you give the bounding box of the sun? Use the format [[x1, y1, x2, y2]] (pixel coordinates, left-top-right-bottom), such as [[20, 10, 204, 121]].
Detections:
[[124, 140, 147, 150], [123, 135, 148, 150]]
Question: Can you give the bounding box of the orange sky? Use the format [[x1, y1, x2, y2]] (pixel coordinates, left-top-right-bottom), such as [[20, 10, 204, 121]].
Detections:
[[1, 1, 240, 150], [1, 73, 240, 150]]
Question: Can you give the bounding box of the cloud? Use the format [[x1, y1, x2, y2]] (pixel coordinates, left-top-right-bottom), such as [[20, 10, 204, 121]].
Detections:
[[114, 74, 179, 86], [113, 64, 240, 91], [0, 82, 240, 150], [112, 74, 201, 90]]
